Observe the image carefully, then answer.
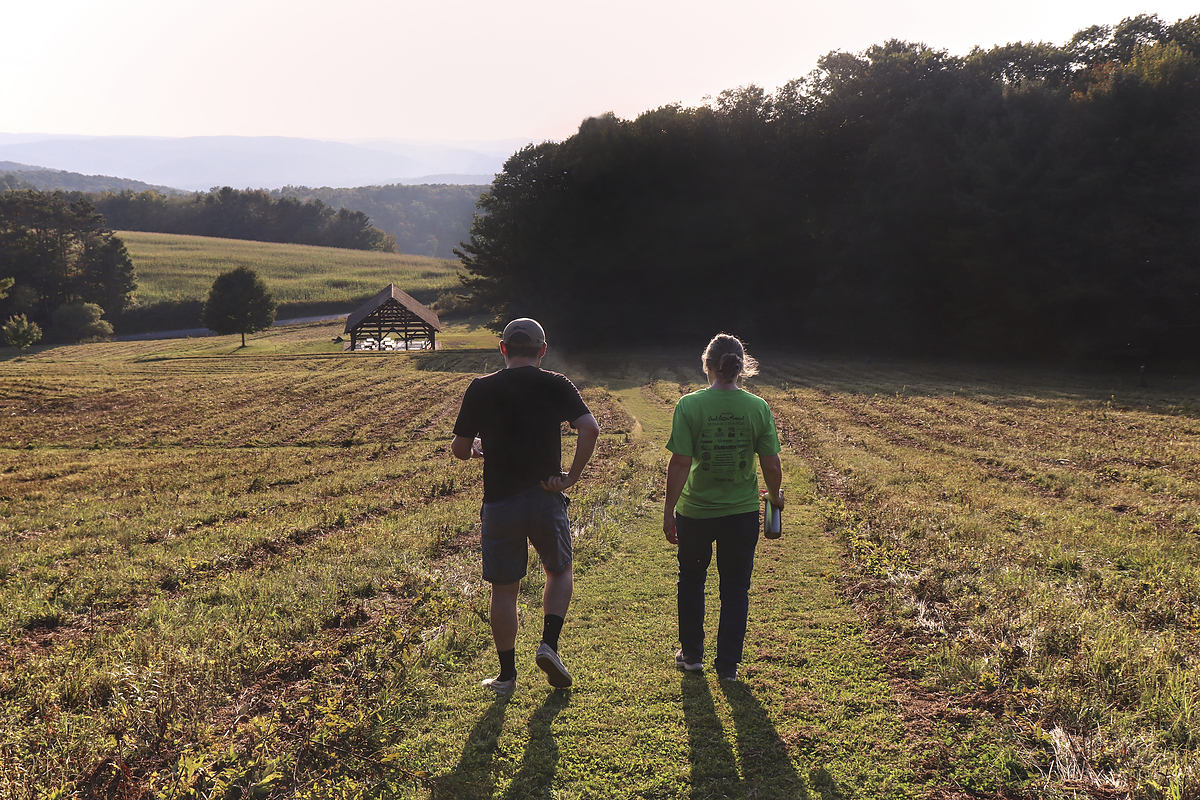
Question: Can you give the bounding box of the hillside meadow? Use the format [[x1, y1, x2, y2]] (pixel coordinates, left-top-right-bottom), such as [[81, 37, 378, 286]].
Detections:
[[2, 324, 1199, 799], [119, 231, 461, 314]]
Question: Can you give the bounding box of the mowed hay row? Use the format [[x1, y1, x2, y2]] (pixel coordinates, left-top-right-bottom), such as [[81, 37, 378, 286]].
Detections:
[[0, 444, 484, 619], [752, 360, 1200, 794], [0, 443, 487, 795], [0, 338, 646, 798], [0, 357, 475, 449]]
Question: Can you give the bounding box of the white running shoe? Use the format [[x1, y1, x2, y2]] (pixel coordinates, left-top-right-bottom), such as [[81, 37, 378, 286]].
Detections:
[[481, 676, 516, 695], [535, 642, 573, 688], [675, 649, 704, 671]]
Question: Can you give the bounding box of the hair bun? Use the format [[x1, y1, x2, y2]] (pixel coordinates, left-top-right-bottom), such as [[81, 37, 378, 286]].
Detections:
[[702, 332, 759, 382], [719, 352, 742, 381]]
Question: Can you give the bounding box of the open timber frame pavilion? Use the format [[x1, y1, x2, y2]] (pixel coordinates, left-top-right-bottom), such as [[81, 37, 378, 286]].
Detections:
[[344, 284, 441, 351]]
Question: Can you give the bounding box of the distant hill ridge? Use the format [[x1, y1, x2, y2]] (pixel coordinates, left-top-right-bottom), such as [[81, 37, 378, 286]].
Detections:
[[1, 161, 185, 195], [0, 134, 524, 191], [1, 163, 489, 261], [400, 174, 494, 186]]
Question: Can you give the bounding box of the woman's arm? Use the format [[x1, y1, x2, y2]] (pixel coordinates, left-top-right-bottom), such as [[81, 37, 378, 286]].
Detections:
[[759, 453, 784, 509], [663, 454, 692, 544]]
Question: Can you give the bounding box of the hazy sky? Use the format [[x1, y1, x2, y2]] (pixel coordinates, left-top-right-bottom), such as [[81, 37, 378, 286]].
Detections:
[[4, 0, 1196, 143]]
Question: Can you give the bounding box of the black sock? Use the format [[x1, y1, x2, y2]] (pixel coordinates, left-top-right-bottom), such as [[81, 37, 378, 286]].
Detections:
[[542, 614, 565, 652], [497, 648, 516, 680]]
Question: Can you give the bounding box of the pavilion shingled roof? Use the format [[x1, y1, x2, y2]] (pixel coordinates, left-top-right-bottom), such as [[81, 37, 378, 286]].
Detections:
[[344, 284, 441, 334]]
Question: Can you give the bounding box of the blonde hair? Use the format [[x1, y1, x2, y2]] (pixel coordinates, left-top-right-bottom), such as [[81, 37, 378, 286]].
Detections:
[[702, 333, 759, 384]]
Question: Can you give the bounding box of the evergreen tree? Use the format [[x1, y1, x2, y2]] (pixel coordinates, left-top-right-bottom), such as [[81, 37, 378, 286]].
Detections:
[[0, 190, 136, 331]]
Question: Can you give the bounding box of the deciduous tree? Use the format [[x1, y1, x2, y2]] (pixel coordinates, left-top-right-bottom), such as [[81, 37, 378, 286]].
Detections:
[[456, 13, 1200, 361], [201, 267, 277, 347]]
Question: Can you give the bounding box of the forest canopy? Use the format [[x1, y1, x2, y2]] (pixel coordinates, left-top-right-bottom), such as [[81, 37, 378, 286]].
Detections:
[[458, 14, 1200, 361], [270, 184, 486, 259], [92, 187, 396, 253]]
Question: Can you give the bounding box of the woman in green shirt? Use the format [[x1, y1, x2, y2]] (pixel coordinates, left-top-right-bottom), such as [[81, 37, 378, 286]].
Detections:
[[664, 333, 785, 680]]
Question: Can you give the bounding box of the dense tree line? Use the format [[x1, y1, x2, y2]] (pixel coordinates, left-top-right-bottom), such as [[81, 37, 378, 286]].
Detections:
[[92, 187, 396, 252], [1, 173, 33, 193], [271, 184, 485, 258], [459, 15, 1200, 361], [0, 190, 135, 341]]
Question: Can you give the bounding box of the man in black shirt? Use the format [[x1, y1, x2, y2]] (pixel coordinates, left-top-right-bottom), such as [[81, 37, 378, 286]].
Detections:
[[451, 318, 600, 693]]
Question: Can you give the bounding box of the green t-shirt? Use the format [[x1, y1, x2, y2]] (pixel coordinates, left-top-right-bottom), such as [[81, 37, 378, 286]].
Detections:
[[666, 387, 782, 519]]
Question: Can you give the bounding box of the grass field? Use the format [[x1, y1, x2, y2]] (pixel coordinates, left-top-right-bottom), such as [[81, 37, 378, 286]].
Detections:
[[119, 231, 461, 309], [2, 326, 1199, 799]]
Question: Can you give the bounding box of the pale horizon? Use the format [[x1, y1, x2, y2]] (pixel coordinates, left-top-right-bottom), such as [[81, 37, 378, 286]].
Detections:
[[5, 0, 1198, 144]]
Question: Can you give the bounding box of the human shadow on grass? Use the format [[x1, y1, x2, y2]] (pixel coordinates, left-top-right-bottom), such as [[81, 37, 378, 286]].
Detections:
[[719, 680, 813, 800], [681, 674, 744, 800], [429, 693, 512, 800], [499, 688, 571, 800]]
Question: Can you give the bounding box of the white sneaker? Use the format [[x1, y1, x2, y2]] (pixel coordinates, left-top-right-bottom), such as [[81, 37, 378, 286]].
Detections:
[[675, 649, 704, 672], [535, 642, 573, 688], [481, 676, 516, 695]]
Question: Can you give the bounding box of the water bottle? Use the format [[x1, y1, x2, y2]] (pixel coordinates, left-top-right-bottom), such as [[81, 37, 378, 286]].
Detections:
[[764, 498, 781, 539]]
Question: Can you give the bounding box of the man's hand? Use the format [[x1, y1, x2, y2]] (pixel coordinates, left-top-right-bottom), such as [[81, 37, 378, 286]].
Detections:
[[542, 413, 599, 494], [451, 435, 484, 460], [664, 509, 678, 545], [541, 472, 576, 492]]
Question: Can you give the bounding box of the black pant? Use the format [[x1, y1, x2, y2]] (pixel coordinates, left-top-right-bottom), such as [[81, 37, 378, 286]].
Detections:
[[675, 510, 759, 675]]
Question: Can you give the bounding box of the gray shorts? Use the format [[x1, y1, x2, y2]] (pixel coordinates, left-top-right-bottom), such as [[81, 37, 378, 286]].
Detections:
[[480, 485, 572, 584]]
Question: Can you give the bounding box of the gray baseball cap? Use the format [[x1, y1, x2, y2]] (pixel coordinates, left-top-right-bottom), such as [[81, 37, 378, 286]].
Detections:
[[501, 318, 546, 346]]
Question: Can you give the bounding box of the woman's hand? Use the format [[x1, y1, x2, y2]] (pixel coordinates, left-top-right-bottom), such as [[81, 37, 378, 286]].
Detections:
[[758, 454, 785, 511], [758, 484, 787, 510], [664, 509, 678, 545]]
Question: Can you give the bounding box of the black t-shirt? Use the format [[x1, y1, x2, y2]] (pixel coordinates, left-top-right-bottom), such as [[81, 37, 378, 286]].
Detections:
[[452, 366, 591, 503]]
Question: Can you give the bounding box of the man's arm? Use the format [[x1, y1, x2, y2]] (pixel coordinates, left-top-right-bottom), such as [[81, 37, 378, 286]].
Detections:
[[759, 453, 784, 509], [450, 380, 482, 461], [663, 453, 692, 544], [451, 435, 483, 460], [541, 413, 599, 492]]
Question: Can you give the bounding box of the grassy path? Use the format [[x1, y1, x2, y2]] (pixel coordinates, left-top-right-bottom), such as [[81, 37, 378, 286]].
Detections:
[[393, 384, 917, 799]]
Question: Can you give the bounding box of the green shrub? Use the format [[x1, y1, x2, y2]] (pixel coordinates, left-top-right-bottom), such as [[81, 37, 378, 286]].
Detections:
[[2, 314, 41, 348], [51, 302, 113, 342]]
